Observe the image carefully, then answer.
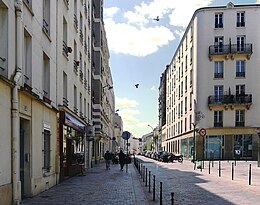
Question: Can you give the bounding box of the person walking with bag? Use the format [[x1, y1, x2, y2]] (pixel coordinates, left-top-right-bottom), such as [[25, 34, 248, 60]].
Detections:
[[118, 150, 126, 171]]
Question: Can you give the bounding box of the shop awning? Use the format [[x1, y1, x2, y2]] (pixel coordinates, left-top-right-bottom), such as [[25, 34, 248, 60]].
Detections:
[[64, 112, 85, 133]]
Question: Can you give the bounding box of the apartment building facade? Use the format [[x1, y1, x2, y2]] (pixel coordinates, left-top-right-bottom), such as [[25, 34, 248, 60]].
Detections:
[[92, 0, 115, 164], [56, 0, 93, 181], [0, 0, 114, 204], [0, 0, 59, 203], [162, 2, 260, 161]]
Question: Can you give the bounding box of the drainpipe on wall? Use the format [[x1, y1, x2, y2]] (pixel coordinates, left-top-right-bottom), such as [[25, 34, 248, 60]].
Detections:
[[12, 1, 23, 204]]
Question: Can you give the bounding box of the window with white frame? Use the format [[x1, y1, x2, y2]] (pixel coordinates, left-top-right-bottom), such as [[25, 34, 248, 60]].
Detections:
[[214, 110, 223, 127], [215, 13, 223, 28], [23, 29, 32, 85], [235, 110, 245, 127], [214, 61, 223, 78], [43, 129, 51, 172], [237, 35, 245, 52], [236, 60, 245, 77], [43, 52, 50, 99], [237, 11, 245, 27], [43, 0, 50, 35], [214, 85, 223, 103]]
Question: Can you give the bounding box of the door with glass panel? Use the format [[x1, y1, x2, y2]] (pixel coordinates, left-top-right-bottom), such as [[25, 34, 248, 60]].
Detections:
[[214, 85, 223, 103], [237, 36, 245, 52], [214, 36, 224, 53]]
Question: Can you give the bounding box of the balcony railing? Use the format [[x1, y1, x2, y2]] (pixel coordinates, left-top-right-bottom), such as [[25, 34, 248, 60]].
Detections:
[[63, 97, 69, 107], [63, 41, 69, 57], [235, 121, 245, 127], [79, 70, 83, 81], [73, 60, 78, 73], [208, 94, 252, 106], [209, 44, 253, 56], [79, 30, 83, 43], [43, 19, 49, 35], [74, 107, 78, 114], [214, 73, 223, 78], [236, 72, 245, 77], [214, 122, 223, 127], [237, 22, 245, 27], [74, 14, 78, 30]]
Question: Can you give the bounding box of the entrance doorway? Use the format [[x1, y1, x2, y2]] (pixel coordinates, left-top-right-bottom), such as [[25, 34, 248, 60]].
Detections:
[[20, 118, 31, 198]]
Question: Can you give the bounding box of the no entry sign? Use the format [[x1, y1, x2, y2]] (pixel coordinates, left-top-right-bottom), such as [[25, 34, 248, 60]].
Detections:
[[199, 128, 206, 137]]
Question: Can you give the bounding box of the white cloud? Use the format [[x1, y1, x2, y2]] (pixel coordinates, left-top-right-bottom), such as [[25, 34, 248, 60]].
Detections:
[[104, 0, 213, 56], [104, 7, 120, 18], [115, 97, 152, 137], [105, 19, 175, 56], [115, 97, 139, 108], [257, 0, 260, 3], [168, 0, 213, 28]]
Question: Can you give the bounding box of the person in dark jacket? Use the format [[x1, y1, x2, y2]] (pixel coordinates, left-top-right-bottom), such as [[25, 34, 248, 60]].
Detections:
[[104, 150, 112, 170], [118, 150, 126, 171]]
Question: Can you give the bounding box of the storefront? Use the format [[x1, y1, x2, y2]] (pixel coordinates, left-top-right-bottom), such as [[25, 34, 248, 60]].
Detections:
[[59, 111, 86, 181]]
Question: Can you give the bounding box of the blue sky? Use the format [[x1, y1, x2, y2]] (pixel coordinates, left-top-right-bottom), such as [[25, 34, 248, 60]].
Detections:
[[103, 0, 259, 137]]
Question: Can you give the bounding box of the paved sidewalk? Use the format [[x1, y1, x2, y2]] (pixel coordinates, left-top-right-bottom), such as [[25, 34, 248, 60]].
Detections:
[[21, 162, 150, 205]]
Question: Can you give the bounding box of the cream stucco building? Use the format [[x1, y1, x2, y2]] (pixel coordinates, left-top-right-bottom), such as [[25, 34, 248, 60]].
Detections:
[[162, 2, 260, 161]]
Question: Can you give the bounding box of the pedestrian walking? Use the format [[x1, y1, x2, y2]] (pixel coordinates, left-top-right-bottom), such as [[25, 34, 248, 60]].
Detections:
[[119, 150, 126, 171], [104, 150, 112, 170]]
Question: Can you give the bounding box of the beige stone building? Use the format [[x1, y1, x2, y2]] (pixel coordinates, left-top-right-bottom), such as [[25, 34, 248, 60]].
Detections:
[[162, 2, 260, 161]]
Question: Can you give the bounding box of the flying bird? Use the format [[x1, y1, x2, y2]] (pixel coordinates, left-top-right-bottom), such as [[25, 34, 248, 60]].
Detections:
[[135, 84, 139, 88], [154, 16, 159, 21]]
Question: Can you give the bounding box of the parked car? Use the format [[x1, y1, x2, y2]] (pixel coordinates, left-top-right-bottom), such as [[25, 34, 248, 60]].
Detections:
[[158, 151, 169, 162]]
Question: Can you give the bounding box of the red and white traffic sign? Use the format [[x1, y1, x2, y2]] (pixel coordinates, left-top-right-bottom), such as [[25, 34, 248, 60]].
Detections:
[[199, 128, 206, 137]]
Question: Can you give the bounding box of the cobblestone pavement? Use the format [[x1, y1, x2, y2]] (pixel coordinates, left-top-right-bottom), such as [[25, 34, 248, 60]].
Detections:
[[21, 162, 151, 205], [136, 156, 260, 205]]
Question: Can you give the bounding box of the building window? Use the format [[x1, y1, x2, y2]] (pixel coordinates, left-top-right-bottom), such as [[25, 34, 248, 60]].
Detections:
[[189, 93, 192, 110], [236, 84, 245, 96], [214, 61, 223, 78], [236, 60, 245, 77], [214, 85, 223, 103], [215, 13, 223, 28], [63, 72, 68, 106], [237, 11, 245, 27], [43, 129, 51, 172], [43, 52, 50, 99], [190, 69, 193, 87], [214, 110, 223, 127], [237, 36, 245, 52], [23, 29, 32, 85], [74, 85, 78, 113], [43, 0, 50, 35], [235, 110, 245, 127], [185, 97, 187, 113], [214, 36, 224, 53], [185, 76, 187, 92], [62, 17, 68, 57]]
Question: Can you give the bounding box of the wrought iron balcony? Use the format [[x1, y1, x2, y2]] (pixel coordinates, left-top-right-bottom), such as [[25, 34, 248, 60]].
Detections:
[[208, 94, 252, 110], [79, 30, 83, 43], [43, 19, 49, 35], [63, 97, 69, 107], [74, 14, 78, 31], [62, 41, 69, 57], [209, 44, 253, 60]]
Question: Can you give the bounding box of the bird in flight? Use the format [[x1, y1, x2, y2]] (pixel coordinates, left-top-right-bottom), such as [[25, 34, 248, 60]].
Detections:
[[135, 84, 139, 88], [154, 16, 159, 21]]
